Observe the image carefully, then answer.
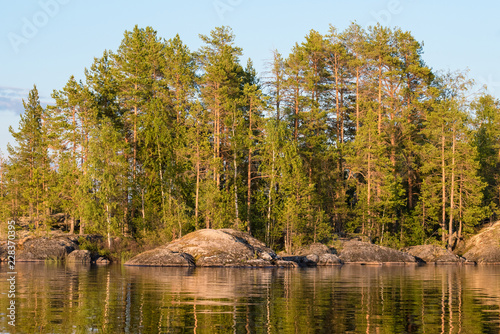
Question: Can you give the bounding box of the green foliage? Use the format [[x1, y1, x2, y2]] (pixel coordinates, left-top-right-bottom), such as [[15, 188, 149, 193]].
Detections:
[[5, 86, 53, 227], [0, 24, 494, 251], [77, 237, 100, 254]]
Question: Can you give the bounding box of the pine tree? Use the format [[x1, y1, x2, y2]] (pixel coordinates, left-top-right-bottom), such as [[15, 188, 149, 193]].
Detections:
[[7, 86, 52, 227], [419, 71, 486, 247], [198, 26, 245, 228], [278, 134, 314, 253], [297, 30, 331, 241], [393, 29, 434, 212], [241, 61, 267, 235], [50, 77, 95, 233], [259, 119, 313, 251], [0, 152, 9, 223], [346, 107, 379, 238], [473, 94, 500, 222], [283, 44, 306, 142], [83, 51, 121, 234], [87, 117, 128, 247], [186, 102, 213, 230], [324, 26, 353, 233], [340, 22, 367, 135], [138, 34, 194, 239], [112, 25, 165, 234]]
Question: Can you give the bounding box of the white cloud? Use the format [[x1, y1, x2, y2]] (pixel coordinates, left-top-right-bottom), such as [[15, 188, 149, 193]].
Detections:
[[0, 86, 28, 115], [0, 86, 52, 114], [0, 87, 25, 156], [0, 86, 54, 157], [0, 109, 21, 157]]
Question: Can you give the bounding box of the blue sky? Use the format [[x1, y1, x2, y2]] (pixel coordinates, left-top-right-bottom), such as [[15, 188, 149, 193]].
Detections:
[[1, 0, 499, 155]]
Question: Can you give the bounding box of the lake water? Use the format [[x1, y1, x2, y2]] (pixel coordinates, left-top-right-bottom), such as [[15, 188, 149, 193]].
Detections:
[[0, 263, 499, 333]]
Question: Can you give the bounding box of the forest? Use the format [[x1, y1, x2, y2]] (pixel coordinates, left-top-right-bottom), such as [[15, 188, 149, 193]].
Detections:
[[1, 23, 499, 252]]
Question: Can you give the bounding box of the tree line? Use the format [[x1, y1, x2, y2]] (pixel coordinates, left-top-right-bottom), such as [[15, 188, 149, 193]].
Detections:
[[1, 24, 499, 251]]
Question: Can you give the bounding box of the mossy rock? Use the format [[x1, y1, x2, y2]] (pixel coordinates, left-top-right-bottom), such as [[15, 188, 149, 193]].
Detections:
[[16, 236, 78, 262], [403, 245, 465, 264], [126, 229, 278, 267], [125, 247, 195, 267], [463, 222, 500, 263], [339, 240, 418, 264]]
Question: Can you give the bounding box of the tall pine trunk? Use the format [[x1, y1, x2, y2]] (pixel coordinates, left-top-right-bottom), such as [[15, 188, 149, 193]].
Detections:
[[294, 85, 299, 141], [458, 175, 463, 240], [157, 134, 166, 226], [367, 125, 372, 239], [232, 109, 239, 228], [214, 87, 221, 189], [106, 203, 112, 248], [356, 67, 360, 133], [448, 125, 456, 250], [247, 149, 252, 235], [246, 100, 253, 235], [266, 148, 275, 246], [378, 57, 383, 136], [441, 124, 446, 243], [335, 54, 341, 142], [195, 137, 200, 229]]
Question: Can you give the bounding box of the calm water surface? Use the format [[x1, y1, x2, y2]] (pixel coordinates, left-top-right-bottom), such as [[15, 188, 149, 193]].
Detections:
[[0, 263, 499, 333]]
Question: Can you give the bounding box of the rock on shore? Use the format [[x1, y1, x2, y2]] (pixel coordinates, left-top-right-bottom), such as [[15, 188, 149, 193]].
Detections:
[[0, 241, 8, 262], [0, 234, 110, 264], [125, 247, 195, 267], [282, 243, 343, 266], [403, 245, 465, 264], [66, 249, 95, 264], [16, 235, 78, 261], [125, 229, 281, 267], [339, 240, 419, 264], [4, 223, 499, 266], [126, 230, 424, 267], [463, 221, 500, 263]]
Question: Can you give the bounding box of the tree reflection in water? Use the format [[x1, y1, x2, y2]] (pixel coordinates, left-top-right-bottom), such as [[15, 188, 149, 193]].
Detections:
[[0, 263, 499, 333]]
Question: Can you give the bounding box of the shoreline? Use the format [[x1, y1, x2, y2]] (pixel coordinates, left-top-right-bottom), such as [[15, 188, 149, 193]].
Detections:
[[2, 223, 500, 267]]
